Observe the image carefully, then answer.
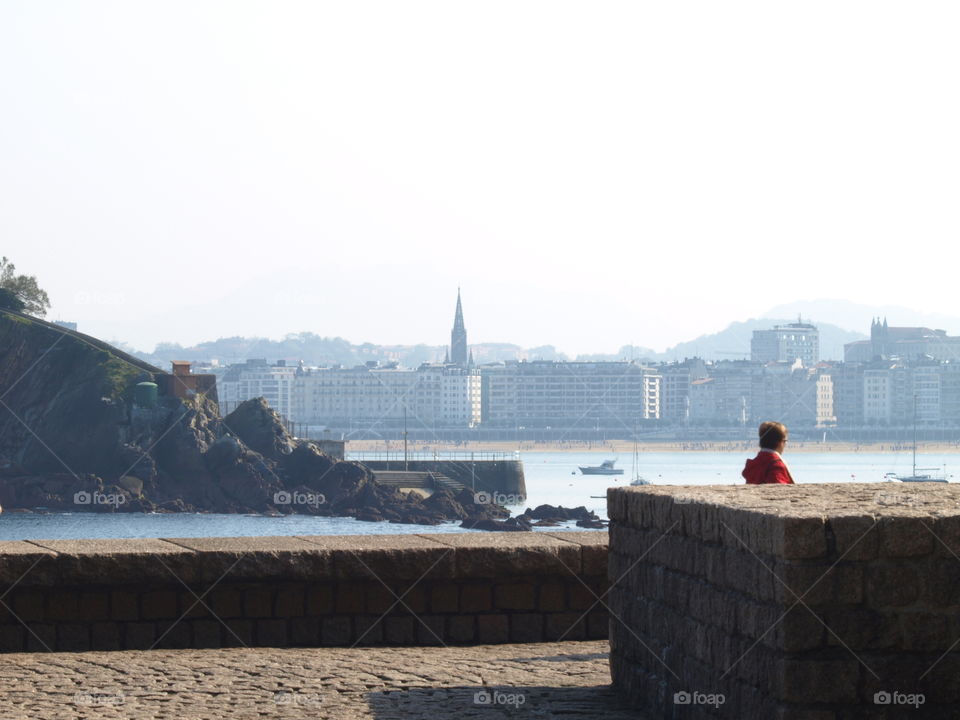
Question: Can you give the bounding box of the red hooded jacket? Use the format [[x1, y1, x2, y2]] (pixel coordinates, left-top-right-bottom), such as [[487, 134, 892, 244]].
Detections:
[[742, 449, 794, 485]]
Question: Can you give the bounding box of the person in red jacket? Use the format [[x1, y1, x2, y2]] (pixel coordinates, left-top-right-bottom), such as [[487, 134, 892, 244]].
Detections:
[[742, 421, 794, 484]]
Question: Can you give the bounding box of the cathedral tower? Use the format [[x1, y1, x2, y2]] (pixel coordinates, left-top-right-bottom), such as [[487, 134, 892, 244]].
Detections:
[[450, 289, 468, 366]]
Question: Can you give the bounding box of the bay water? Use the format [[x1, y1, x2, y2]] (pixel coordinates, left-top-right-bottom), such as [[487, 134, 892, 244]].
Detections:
[[0, 450, 954, 541]]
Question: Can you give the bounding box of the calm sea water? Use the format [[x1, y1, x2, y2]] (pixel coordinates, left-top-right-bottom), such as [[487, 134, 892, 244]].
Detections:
[[1, 450, 954, 541]]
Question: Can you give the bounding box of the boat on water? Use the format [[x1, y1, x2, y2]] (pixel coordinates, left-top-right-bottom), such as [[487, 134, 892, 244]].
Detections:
[[579, 459, 623, 476], [628, 433, 650, 485], [886, 396, 950, 483]]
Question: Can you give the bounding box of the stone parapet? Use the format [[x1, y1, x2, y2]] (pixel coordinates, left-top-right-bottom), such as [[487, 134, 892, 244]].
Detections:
[[608, 483, 960, 718], [0, 531, 606, 652]]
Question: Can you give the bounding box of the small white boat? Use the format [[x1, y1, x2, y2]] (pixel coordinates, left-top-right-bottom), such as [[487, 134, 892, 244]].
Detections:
[[579, 459, 623, 476]]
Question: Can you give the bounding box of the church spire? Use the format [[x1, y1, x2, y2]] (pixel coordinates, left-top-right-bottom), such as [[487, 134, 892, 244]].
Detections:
[[450, 288, 468, 366]]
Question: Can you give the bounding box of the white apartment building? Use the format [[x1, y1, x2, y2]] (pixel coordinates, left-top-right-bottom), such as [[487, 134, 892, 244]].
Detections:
[[751, 322, 820, 366], [480, 361, 660, 427], [218, 359, 298, 420], [292, 364, 481, 428]]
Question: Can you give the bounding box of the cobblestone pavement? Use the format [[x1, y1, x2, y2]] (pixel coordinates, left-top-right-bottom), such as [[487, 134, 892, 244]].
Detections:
[[0, 641, 641, 719]]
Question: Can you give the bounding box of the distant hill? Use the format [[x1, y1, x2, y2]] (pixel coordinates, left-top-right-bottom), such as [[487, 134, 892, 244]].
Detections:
[[763, 299, 960, 336], [134, 318, 865, 367], [653, 318, 866, 362]]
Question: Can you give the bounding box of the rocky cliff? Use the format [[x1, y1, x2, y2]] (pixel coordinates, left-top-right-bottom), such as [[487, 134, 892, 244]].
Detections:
[[0, 311, 506, 525]]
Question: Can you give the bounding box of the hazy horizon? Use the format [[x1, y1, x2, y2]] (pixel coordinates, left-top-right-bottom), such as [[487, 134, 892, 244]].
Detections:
[[4, 2, 958, 356]]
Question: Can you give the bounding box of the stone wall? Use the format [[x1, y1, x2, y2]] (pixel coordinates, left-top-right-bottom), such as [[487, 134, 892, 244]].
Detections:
[[608, 484, 960, 718], [0, 531, 605, 652]]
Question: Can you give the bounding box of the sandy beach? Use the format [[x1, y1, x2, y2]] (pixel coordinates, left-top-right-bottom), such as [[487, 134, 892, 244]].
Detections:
[[346, 439, 960, 454]]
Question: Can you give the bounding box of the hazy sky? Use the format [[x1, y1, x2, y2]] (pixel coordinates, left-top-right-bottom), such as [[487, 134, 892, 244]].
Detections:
[[3, 2, 958, 355]]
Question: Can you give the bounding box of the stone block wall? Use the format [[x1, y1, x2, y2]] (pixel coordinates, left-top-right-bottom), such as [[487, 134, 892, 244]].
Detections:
[[608, 484, 960, 719], [0, 532, 606, 652]]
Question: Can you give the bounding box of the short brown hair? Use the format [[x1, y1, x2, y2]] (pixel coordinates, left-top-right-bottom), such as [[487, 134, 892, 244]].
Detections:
[[758, 421, 787, 450]]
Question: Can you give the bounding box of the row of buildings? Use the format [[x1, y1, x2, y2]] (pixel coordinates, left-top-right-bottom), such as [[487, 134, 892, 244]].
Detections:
[[212, 296, 960, 432]]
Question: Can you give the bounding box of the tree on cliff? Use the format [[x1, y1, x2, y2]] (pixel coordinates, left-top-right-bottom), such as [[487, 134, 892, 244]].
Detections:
[[0, 257, 49, 316]]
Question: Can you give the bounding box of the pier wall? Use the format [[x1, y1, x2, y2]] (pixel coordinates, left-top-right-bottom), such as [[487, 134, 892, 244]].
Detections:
[[360, 459, 526, 497], [608, 483, 960, 719], [0, 531, 604, 653]]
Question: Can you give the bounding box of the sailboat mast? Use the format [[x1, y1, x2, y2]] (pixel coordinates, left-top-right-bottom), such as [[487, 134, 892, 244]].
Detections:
[[912, 394, 917, 477]]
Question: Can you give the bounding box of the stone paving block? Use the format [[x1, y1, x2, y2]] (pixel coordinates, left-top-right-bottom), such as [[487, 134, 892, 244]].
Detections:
[[0, 624, 25, 652], [383, 616, 414, 645], [429, 583, 459, 613], [155, 621, 191, 650], [543, 531, 609, 576], [79, 591, 110, 621], [447, 614, 475, 643], [46, 590, 79, 621], [0, 541, 57, 586], [509, 613, 543, 643], [353, 615, 383, 646], [111, 590, 139, 621], [415, 614, 444, 645], [538, 582, 565, 611], [221, 619, 253, 647], [178, 589, 213, 619], [243, 587, 273, 618], [429, 533, 581, 578], [391, 583, 425, 613], [91, 622, 122, 651], [125, 622, 156, 650], [866, 563, 922, 607], [321, 616, 352, 646], [27, 539, 193, 586], [494, 582, 535, 610], [879, 516, 935, 557], [305, 584, 333, 615], [275, 585, 305, 617], [25, 622, 55, 652], [255, 619, 288, 647], [476, 614, 509, 643], [828, 514, 880, 561], [298, 534, 452, 581], [545, 612, 584, 641], [191, 620, 223, 649], [209, 587, 243, 618], [164, 536, 332, 583], [335, 583, 365, 614], [57, 623, 90, 651], [142, 590, 178, 620], [460, 584, 491, 612], [364, 584, 395, 614], [289, 617, 320, 647]]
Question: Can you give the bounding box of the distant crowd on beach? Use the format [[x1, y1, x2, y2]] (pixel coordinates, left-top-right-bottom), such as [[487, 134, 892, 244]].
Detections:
[[352, 438, 960, 454]]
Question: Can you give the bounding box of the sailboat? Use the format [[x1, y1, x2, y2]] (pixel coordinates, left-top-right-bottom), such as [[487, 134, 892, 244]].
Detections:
[[629, 431, 650, 486], [886, 396, 949, 483]]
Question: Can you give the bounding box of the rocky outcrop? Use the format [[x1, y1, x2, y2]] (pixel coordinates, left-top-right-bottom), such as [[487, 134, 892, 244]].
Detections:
[[0, 314, 515, 525], [519, 504, 607, 529]]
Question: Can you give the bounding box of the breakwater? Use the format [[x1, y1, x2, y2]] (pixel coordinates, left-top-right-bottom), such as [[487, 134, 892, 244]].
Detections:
[[0, 531, 604, 652], [608, 483, 960, 718], [354, 453, 526, 497]]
